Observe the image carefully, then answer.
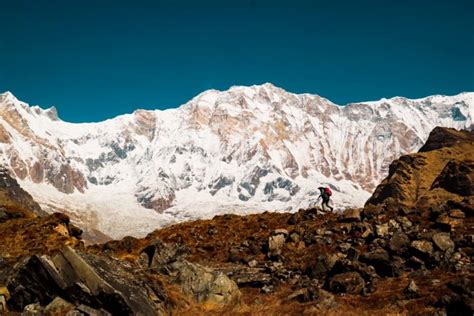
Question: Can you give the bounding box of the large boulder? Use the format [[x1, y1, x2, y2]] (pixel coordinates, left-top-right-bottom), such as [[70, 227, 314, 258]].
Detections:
[[6, 246, 163, 315], [139, 239, 189, 273], [139, 239, 241, 307], [169, 260, 240, 306]]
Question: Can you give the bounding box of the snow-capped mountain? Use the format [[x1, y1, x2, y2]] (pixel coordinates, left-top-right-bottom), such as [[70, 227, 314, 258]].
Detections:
[[0, 84, 472, 239]]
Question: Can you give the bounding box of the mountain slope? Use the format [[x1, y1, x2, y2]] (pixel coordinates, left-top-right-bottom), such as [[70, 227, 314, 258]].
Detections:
[[87, 127, 474, 315], [0, 85, 472, 238]]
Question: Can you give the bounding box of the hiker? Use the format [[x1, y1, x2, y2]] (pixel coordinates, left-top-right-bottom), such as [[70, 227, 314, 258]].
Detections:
[[317, 186, 333, 212]]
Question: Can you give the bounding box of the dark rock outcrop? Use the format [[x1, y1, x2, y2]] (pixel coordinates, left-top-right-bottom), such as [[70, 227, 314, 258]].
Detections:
[[0, 168, 45, 218], [367, 128, 473, 209], [419, 126, 474, 152], [6, 246, 163, 315], [431, 160, 474, 196]]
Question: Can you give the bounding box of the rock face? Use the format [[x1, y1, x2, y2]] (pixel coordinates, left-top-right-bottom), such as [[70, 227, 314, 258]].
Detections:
[[431, 160, 474, 196], [0, 89, 472, 238], [0, 168, 44, 218], [6, 246, 162, 315], [418, 126, 474, 152], [366, 127, 474, 209]]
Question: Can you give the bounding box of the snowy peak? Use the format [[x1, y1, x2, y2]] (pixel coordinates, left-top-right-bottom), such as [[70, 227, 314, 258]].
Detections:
[[0, 87, 472, 239], [0, 91, 60, 125], [0, 91, 19, 103]]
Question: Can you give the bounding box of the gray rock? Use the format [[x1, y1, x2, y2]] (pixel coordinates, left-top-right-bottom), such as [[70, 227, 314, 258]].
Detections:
[[338, 242, 352, 253], [389, 232, 410, 252], [432, 233, 455, 252], [23, 303, 43, 315], [0, 209, 8, 222], [388, 219, 400, 230], [139, 239, 188, 272], [361, 248, 390, 263], [261, 285, 274, 294], [397, 216, 413, 229], [375, 224, 389, 237], [411, 240, 433, 256], [169, 260, 241, 306], [407, 256, 425, 269], [306, 255, 332, 279], [268, 234, 286, 257], [44, 297, 75, 315], [289, 232, 300, 244], [327, 272, 365, 294], [346, 247, 360, 261]]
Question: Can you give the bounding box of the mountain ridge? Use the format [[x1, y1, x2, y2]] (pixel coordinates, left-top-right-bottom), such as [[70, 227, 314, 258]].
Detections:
[[2, 85, 473, 123], [0, 85, 472, 238]]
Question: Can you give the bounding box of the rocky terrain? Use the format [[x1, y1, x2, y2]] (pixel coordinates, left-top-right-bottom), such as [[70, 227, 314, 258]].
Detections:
[[0, 87, 472, 239], [0, 126, 472, 315]]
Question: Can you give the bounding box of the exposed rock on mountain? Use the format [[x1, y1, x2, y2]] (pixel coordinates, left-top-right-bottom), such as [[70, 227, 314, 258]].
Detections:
[[366, 127, 473, 209], [0, 168, 44, 218], [0, 87, 472, 238]]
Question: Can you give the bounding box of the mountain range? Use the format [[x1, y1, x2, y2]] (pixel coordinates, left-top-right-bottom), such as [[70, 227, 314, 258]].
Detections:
[[0, 84, 472, 238]]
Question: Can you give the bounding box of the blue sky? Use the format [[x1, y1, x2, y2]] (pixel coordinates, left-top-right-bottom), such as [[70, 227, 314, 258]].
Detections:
[[0, 0, 473, 122]]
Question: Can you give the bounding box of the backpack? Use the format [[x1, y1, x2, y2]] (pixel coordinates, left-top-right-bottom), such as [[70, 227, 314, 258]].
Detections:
[[324, 187, 332, 197]]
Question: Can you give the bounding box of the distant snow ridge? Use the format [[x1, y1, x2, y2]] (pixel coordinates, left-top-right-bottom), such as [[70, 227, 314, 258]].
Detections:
[[0, 85, 472, 239]]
